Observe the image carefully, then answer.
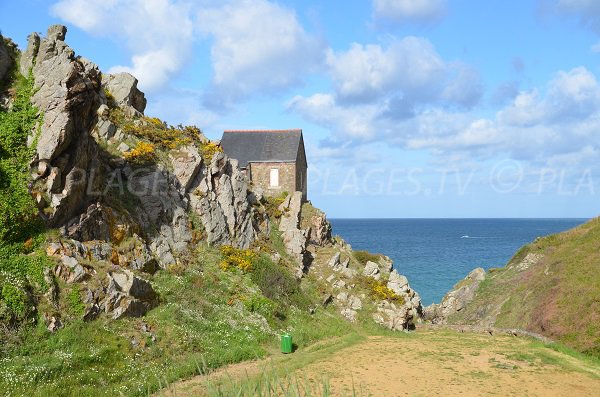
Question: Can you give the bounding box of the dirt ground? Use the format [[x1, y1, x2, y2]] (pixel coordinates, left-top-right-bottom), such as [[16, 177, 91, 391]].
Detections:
[[295, 332, 600, 396], [159, 330, 600, 396]]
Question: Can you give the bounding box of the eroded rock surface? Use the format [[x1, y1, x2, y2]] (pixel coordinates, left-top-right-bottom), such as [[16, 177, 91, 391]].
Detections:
[[25, 25, 102, 225], [423, 267, 486, 324], [102, 72, 146, 115]]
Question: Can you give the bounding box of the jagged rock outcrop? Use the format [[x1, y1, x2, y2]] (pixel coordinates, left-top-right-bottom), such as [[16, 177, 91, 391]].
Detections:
[[363, 261, 382, 279], [303, 205, 332, 246], [170, 145, 204, 193], [361, 262, 423, 330], [19, 32, 39, 76], [423, 267, 485, 324], [188, 152, 257, 248], [102, 72, 146, 115], [25, 25, 102, 226], [104, 270, 157, 319], [46, 239, 158, 320], [278, 192, 312, 277]]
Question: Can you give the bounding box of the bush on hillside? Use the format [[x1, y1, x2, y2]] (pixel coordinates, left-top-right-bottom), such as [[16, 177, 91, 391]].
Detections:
[[353, 250, 381, 266], [250, 255, 310, 313], [219, 245, 256, 273]]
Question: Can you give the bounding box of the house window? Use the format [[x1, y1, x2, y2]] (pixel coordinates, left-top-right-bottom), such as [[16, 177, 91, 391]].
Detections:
[[270, 168, 279, 187]]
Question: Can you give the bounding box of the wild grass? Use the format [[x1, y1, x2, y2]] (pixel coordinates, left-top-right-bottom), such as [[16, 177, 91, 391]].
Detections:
[[449, 217, 600, 357], [352, 251, 381, 266], [0, 236, 358, 397]]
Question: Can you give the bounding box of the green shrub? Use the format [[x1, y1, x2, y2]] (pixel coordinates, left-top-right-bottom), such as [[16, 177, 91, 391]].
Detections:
[[219, 245, 256, 273], [0, 71, 42, 243], [358, 276, 405, 304], [243, 294, 276, 320], [250, 255, 309, 312], [1, 283, 27, 316], [353, 250, 381, 266], [261, 191, 289, 220], [0, 69, 52, 327], [109, 109, 206, 151], [68, 286, 85, 316]]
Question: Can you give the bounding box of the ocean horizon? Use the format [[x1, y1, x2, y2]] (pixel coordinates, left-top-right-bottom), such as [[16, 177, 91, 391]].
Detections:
[[329, 218, 588, 306]]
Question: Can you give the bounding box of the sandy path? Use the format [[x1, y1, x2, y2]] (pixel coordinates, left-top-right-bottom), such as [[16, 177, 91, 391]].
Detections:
[[295, 331, 600, 396], [159, 330, 600, 396]]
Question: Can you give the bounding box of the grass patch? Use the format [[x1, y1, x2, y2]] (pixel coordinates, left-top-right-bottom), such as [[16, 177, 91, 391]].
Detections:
[[352, 251, 380, 266]]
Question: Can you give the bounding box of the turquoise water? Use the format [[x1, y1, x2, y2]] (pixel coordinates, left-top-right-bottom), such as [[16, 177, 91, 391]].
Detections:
[[329, 218, 587, 306]]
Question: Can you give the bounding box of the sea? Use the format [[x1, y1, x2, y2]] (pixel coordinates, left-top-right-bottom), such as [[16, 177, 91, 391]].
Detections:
[[329, 218, 587, 306]]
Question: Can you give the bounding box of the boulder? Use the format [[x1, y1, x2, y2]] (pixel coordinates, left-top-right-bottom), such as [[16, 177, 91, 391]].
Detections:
[[46, 316, 63, 333], [305, 206, 332, 246], [363, 261, 381, 280], [55, 255, 88, 284], [327, 252, 341, 268], [341, 308, 357, 322], [373, 301, 412, 331], [387, 270, 409, 295], [104, 270, 157, 319], [423, 267, 485, 324], [102, 72, 146, 114], [170, 145, 203, 193], [94, 119, 117, 140]]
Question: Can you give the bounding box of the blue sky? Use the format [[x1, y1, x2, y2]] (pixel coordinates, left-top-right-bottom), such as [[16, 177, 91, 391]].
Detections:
[[2, 0, 600, 218]]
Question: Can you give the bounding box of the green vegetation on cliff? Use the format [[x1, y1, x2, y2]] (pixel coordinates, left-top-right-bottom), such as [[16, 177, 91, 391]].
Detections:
[[0, 66, 51, 327], [449, 217, 600, 356], [0, 240, 351, 397]]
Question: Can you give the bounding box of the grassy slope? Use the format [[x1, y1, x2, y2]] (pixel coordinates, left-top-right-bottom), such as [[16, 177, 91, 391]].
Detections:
[[449, 217, 600, 356], [0, 241, 354, 397]]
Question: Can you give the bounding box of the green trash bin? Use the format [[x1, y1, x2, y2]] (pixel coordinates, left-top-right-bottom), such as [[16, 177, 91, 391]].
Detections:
[[281, 333, 293, 354]]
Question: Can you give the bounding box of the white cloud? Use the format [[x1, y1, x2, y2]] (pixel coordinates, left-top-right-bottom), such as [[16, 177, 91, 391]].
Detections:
[[51, 0, 323, 104], [197, 0, 325, 107], [326, 37, 446, 103], [287, 93, 381, 141], [441, 63, 484, 108], [408, 67, 600, 163], [290, 66, 600, 172], [51, 0, 194, 91], [325, 37, 482, 109], [372, 0, 446, 24], [289, 36, 484, 147], [499, 67, 600, 125]]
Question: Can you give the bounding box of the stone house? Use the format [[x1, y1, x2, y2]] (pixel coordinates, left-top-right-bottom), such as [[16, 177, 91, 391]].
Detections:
[[220, 129, 307, 201]]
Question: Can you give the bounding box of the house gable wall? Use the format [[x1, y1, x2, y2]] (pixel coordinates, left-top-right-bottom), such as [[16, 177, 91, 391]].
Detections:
[[249, 162, 297, 198]]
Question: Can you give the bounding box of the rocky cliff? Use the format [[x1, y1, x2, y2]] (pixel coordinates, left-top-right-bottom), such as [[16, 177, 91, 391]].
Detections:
[[0, 25, 421, 336]]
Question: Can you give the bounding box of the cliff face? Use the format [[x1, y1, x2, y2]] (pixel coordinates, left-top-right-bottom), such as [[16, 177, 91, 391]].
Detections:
[[0, 25, 421, 334], [428, 217, 600, 356]]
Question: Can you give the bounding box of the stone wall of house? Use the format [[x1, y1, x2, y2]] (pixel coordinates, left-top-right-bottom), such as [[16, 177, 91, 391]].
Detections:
[[295, 138, 308, 202], [250, 162, 297, 198]]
